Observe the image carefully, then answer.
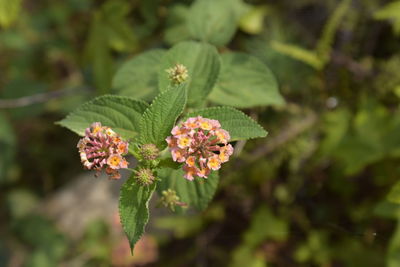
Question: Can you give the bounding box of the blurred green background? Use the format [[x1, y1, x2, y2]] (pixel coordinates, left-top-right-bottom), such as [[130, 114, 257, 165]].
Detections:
[[2, 0, 400, 266]]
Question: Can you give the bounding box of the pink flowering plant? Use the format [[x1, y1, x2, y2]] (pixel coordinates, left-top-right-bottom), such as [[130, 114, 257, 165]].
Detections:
[[58, 23, 283, 250]]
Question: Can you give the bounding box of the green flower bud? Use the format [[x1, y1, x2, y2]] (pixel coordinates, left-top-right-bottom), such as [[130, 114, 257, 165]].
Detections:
[[139, 144, 160, 161], [134, 168, 155, 186], [166, 63, 188, 84], [160, 189, 180, 211]]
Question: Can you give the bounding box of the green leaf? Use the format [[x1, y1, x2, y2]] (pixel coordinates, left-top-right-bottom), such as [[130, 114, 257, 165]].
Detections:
[[164, 4, 191, 45], [158, 158, 181, 170], [208, 52, 284, 108], [0, 0, 22, 28], [112, 49, 165, 101], [101, 1, 137, 52], [187, 0, 243, 46], [157, 168, 219, 212], [238, 5, 269, 35], [139, 85, 187, 149], [158, 41, 221, 107], [119, 176, 156, 252], [186, 107, 267, 141], [388, 181, 400, 204], [57, 95, 149, 139]]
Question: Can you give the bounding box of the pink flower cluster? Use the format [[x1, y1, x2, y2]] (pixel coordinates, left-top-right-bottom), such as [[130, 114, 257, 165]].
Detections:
[[166, 116, 234, 180], [77, 122, 129, 179]]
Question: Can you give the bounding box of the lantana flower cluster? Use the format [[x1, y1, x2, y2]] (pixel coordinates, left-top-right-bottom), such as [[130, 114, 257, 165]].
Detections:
[[166, 116, 234, 180], [77, 122, 129, 179]]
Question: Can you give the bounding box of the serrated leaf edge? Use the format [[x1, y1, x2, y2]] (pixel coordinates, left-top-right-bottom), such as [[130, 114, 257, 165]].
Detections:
[[138, 85, 187, 145], [56, 94, 149, 135], [118, 179, 156, 254]]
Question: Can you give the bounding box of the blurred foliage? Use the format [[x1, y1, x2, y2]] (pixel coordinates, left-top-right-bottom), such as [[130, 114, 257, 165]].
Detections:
[[374, 0, 400, 36], [0, 0, 22, 28], [84, 0, 138, 94], [1, 0, 400, 266]]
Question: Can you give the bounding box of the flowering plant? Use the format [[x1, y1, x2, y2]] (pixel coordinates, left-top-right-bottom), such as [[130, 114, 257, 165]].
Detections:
[[57, 7, 283, 249]]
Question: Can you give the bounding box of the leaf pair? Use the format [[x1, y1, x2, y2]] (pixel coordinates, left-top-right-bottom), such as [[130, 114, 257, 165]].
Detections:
[[58, 96, 268, 144]]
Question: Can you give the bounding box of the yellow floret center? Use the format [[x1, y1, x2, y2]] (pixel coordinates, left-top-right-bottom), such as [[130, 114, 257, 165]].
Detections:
[[208, 158, 220, 168], [109, 156, 121, 166], [186, 156, 196, 167], [178, 137, 191, 147], [117, 143, 127, 153], [200, 121, 212, 130], [199, 168, 208, 175], [92, 126, 102, 134], [219, 152, 228, 162], [216, 131, 226, 142], [105, 128, 116, 136]]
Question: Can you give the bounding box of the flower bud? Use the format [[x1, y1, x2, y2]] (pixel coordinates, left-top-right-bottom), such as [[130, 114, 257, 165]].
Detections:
[[160, 189, 180, 211], [166, 63, 188, 84], [134, 168, 155, 186], [139, 144, 160, 161]]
